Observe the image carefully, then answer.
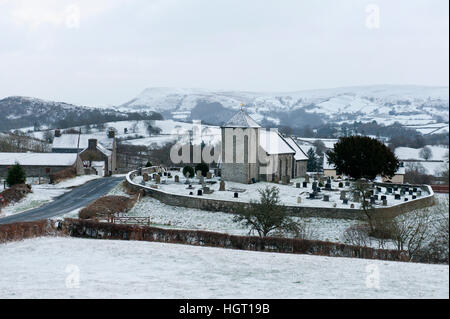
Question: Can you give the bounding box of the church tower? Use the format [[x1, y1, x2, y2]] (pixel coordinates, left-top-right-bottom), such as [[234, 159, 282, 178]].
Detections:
[[221, 107, 261, 184]]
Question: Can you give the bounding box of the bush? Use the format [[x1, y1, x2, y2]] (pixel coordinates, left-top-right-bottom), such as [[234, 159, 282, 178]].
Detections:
[[182, 165, 195, 178], [6, 163, 26, 187], [49, 167, 77, 184], [78, 196, 136, 219], [145, 161, 152, 167], [194, 162, 209, 177]]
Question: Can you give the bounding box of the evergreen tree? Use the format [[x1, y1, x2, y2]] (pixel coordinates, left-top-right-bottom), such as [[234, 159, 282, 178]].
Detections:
[[327, 136, 399, 180], [6, 162, 26, 187], [306, 148, 318, 172]]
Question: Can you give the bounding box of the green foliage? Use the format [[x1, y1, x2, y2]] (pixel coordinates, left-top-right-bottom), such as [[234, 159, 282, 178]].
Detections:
[[145, 161, 153, 167], [6, 163, 26, 187], [327, 136, 399, 180], [306, 148, 318, 172], [233, 186, 299, 237], [194, 162, 209, 177], [182, 165, 195, 178]]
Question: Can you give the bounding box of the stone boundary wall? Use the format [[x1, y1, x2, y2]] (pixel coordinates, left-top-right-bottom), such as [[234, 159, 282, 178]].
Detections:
[[60, 218, 407, 262], [126, 171, 436, 220]]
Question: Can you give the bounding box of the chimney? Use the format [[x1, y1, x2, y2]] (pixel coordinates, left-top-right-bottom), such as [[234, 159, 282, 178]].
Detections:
[[55, 129, 61, 137], [108, 129, 115, 139], [88, 139, 97, 150]]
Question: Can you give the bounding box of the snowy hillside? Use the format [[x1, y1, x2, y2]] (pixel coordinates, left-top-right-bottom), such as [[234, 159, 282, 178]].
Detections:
[[0, 96, 161, 131], [118, 85, 449, 127], [0, 237, 448, 298]]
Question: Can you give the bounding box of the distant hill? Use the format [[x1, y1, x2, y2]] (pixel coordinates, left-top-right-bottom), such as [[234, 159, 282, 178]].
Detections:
[[0, 96, 162, 131], [117, 85, 449, 128]]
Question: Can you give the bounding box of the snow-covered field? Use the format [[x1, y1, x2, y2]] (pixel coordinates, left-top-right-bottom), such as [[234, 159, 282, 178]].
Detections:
[[0, 175, 102, 218], [0, 237, 447, 299], [396, 145, 449, 161]]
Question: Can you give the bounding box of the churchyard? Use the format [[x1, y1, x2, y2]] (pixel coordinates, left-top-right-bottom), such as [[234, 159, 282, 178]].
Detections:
[[130, 167, 432, 210]]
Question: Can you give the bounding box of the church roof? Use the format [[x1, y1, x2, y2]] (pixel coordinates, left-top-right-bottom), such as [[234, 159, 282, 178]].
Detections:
[[222, 109, 261, 128], [284, 137, 309, 161]]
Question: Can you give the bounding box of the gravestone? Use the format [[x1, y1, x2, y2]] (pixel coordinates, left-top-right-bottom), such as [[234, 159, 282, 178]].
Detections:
[[338, 182, 344, 188], [417, 191, 422, 196], [343, 199, 348, 205], [353, 192, 360, 202], [303, 182, 308, 188], [143, 173, 149, 182], [374, 195, 379, 200], [395, 194, 401, 200], [340, 191, 347, 200], [234, 192, 239, 198], [155, 174, 161, 184], [187, 184, 193, 189], [309, 193, 315, 199], [409, 190, 413, 195], [394, 186, 398, 191], [325, 182, 332, 190], [197, 190, 203, 196], [376, 187, 382, 193], [150, 184, 158, 189], [219, 180, 226, 191], [206, 172, 212, 179], [381, 195, 387, 201], [323, 195, 330, 202], [312, 182, 318, 192], [203, 187, 214, 195], [317, 188, 321, 193], [345, 181, 350, 187], [199, 176, 205, 186], [305, 175, 310, 183], [196, 170, 202, 179], [387, 188, 393, 194], [163, 172, 167, 176], [370, 197, 376, 205], [174, 175, 180, 183], [296, 183, 301, 188], [274, 176, 280, 184], [350, 203, 355, 208], [382, 199, 388, 206], [413, 187, 418, 192], [189, 192, 194, 196], [297, 197, 302, 204], [281, 175, 289, 185], [412, 195, 417, 199], [404, 198, 409, 202]]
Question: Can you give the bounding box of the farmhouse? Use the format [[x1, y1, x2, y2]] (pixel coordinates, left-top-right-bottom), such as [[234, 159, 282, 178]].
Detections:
[[52, 129, 117, 176], [0, 152, 83, 178], [220, 109, 307, 184]]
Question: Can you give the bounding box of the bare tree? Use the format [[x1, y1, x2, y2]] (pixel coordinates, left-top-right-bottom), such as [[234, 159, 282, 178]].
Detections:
[[419, 146, 433, 161], [351, 180, 376, 232]]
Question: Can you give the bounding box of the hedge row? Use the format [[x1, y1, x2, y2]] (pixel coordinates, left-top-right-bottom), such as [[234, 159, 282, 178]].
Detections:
[[0, 220, 58, 244]]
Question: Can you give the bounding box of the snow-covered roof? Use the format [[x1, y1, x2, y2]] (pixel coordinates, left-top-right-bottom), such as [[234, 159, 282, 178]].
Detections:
[[259, 130, 296, 155], [284, 137, 308, 161], [52, 134, 114, 150], [0, 152, 78, 167], [223, 109, 261, 128], [95, 143, 112, 157]]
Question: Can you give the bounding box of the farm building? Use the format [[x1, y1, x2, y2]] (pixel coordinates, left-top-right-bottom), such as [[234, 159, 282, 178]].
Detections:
[[52, 129, 117, 176], [0, 152, 83, 178]]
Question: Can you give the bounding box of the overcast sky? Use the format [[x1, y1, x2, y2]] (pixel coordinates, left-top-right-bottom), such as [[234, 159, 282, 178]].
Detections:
[[0, 0, 448, 107]]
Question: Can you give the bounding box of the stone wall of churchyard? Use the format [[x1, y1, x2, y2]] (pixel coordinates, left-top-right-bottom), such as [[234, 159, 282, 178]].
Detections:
[[60, 218, 407, 262], [126, 171, 436, 220]]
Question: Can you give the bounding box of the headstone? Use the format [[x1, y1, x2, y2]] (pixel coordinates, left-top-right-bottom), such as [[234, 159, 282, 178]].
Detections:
[[196, 170, 202, 179], [155, 174, 161, 184], [297, 197, 302, 204], [340, 191, 347, 200], [413, 187, 417, 192], [274, 176, 280, 184], [206, 172, 212, 179], [394, 186, 398, 191], [350, 203, 355, 208], [353, 192, 360, 202], [374, 195, 379, 200], [296, 183, 301, 189], [187, 184, 193, 189], [150, 184, 158, 189], [409, 190, 413, 195], [303, 182, 308, 188], [417, 191, 422, 196], [343, 199, 348, 205], [412, 195, 417, 199], [305, 175, 310, 183], [197, 190, 203, 196], [405, 187, 410, 192], [234, 192, 239, 198], [281, 175, 289, 185], [395, 194, 401, 200], [325, 182, 332, 190], [376, 187, 382, 193], [323, 195, 330, 202], [189, 192, 193, 195], [312, 182, 318, 192], [317, 188, 321, 193], [309, 193, 315, 199], [404, 198, 408, 202], [370, 197, 376, 205], [199, 176, 205, 186], [381, 195, 387, 201], [143, 173, 149, 182], [382, 199, 388, 206], [345, 181, 350, 187], [163, 172, 167, 176], [338, 182, 344, 188], [174, 175, 180, 183], [387, 188, 393, 194], [219, 180, 226, 191]]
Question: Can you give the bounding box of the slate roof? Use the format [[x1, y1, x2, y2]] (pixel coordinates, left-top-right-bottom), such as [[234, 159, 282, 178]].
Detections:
[[223, 110, 261, 128], [284, 137, 309, 161], [259, 130, 296, 155]]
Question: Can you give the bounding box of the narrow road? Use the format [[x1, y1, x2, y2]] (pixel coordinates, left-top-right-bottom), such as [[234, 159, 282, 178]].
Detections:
[[0, 176, 124, 225]]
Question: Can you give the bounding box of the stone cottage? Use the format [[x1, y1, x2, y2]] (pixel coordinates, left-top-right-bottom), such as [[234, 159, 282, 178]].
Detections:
[[52, 129, 117, 175]]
